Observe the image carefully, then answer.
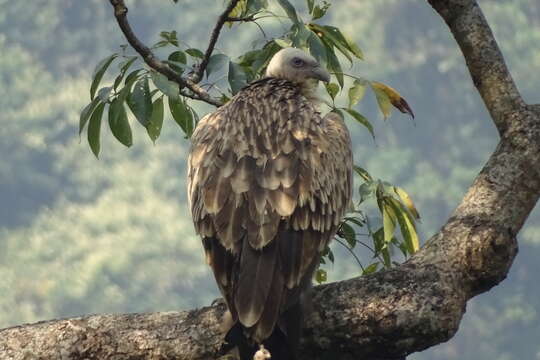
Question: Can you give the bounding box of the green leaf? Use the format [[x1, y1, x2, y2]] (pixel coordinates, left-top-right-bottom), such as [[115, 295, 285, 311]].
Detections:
[[291, 24, 312, 48], [90, 54, 118, 100], [340, 222, 356, 248], [190, 106, 200, 131], [343, 108, 374, 138], [79, 97, 101, 135], [108, 97, 133, 147], [228, 61, 248, 95], [169, 96, 193, 136], [168, 51, 186, 64], [323, 25, 363, 60], [87, 102, 105, 158], [113, 56, 138, 90], [151, 71, 179, 99], [220, 93, 231, 104], [381, 248, 391, 268], [392, 237, 409, 257], [371, 82, 392, 119], [97, 86, 112, 102], [373, 227, 385, 253], [307, 32, 327, 66], [206, 54, 229, 77], [348, 79, 367, 108], [382, 201, 396, 244], [328, 248, 334, 263], [362, 262, 379, 275], [325, 83, 339, 100], [124, 69, 144, 87], [344, 216, 364, 228], [306, 0, 314, 13], [312, 4, 328, 20], [186, 48, 204, 59], [358, 182, 375, 203], [315, 268, 327, 284], [373, 228, 391, 267], [324, 42, 343, 88], [147, 97, 164, 143], [153, 40, 169, 49], [238, 49, 263, 67], [247, 0, 268, 13], [274, 38, 292, 49], [377, 183, 397, 246], [119, 70, 144, 106], [311, 24, 352, 64], [159, 30, 179, 47], [169, 31, 179, 47], [185, 103, 196, 136], [276, 0, 299, 24], [127, 77, 153, 127], [159, 31, 170, 40], [252, 41, 281, 75], [167, 51, 187, 73], [353, 165, 372, 182]]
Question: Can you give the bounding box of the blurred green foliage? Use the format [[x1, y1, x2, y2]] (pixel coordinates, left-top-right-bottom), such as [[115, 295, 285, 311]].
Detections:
[[0, 1, 539, 359]]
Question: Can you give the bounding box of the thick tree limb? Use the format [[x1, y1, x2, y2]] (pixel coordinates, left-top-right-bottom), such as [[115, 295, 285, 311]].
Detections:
[[194, 0, 240, 82], [1, 1, 539, 359], [109, 0, 223, 107]]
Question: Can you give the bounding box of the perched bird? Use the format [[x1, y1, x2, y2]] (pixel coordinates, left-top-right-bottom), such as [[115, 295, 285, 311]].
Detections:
[[187, 47, 353, 360]]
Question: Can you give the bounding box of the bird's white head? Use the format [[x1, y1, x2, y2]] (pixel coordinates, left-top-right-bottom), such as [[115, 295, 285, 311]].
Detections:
[[265, 47, 330, 85]]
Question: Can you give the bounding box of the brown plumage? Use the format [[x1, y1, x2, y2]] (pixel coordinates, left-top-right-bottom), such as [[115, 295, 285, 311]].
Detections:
[[187, 48, 353, 360]]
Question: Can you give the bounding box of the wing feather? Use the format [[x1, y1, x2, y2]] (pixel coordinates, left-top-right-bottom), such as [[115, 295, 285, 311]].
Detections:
[[235, 238, 278, 327]]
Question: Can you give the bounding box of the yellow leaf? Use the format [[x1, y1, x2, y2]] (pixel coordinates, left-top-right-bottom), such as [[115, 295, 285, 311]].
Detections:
[[371, 81, 414, 119], [387, 197, 420, 253], [394, 186, 420, 220], [382, 201, 397, 244], [397, 202, 420, 253], [226, 0, 247, 27]]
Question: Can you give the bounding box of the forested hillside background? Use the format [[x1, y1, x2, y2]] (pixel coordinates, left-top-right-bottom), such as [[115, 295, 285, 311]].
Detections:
[[1, 1, 539, 359]]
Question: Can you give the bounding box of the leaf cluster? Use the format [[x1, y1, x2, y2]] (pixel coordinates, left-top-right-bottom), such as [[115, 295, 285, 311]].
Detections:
[[83, 0, 421, 281]]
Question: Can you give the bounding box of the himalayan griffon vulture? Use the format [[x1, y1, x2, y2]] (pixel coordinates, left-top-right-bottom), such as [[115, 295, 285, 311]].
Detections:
[[187, 47, 353, 360]]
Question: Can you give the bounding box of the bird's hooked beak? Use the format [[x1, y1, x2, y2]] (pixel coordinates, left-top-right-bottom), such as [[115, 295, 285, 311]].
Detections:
[[311, 65, 331, 83]]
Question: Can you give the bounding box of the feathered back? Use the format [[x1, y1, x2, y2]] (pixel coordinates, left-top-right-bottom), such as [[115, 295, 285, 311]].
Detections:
[[187, 77, 352, 349]]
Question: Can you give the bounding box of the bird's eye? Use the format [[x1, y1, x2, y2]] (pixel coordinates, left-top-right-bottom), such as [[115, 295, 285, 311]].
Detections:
[[292, 57, 304, 67]]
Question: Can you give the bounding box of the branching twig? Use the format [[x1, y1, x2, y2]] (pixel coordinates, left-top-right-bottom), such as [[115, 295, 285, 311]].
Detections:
[[194, 0, 241, 82], [334, 238, 365, 271], [109, 0, 223, 107], [226, 15, 257, 22]]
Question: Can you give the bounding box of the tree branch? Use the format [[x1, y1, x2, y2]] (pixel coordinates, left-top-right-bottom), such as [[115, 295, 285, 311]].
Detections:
[[194, 0, 241, 82], [427, 0, 526, 135], [109, 0, 223, 107], [2, 1, 539, 359], [226, 15, 258, 22]]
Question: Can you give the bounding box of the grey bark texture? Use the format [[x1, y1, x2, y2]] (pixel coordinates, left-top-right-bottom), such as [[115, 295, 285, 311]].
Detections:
[[1, 0, 539, 359]]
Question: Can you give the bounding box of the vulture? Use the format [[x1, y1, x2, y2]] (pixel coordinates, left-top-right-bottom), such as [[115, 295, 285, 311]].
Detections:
[[187, 48, 353, 360]]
